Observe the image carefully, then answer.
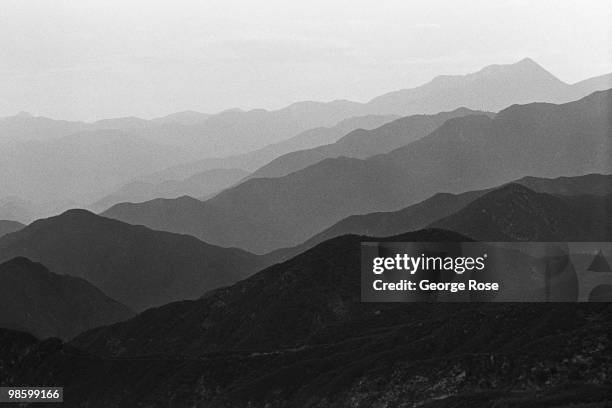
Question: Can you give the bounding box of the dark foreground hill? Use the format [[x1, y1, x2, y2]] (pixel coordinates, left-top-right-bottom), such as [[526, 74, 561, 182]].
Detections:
[[0, 257, 133, 339], [1, 228, 610, 407], [71, 229, 472, 357], [103, 90, 612, 253], [0, 210, 264, 311]]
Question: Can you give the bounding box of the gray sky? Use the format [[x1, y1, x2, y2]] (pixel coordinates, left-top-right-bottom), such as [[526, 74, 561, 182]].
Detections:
[[1, 0, 611, 121]]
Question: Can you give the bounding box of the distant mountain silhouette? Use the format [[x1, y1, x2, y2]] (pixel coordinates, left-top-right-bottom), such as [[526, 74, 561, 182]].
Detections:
[[0, 112, 89, 143], [139, 59, 612, 183], [1, 112, 397, 215], [3, 59, 610, 149], [0, 257, 133, 339], [4, 58, 611, 213], [0, 101, 366, 157], [104, 90, 612, 253], [0, 220, 24, 238], [150, 111, 211, 126], [123, 100, 368, 158], [2, 58, 609, 155], [570, 73, 612, 99], [430, 184, 612, 241], [90, 168, 249, 213], [248, 108, 491, 180], [366, 58, 610, 115], [0, 210, 264, 310], [139, 114, 399, 184], [92, 116, 152, 130], [0, 129, 193, 210], [0, 196, 36, 223], [267, 174, 612, 263]]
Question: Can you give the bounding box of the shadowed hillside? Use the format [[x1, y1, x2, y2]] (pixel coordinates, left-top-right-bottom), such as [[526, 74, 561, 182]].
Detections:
[[266, 174, 612, 263], [0, 228, 609, 407], [431, 184, 612, 241], [0, 210, 264, 311], [0, 257, 133, 339]]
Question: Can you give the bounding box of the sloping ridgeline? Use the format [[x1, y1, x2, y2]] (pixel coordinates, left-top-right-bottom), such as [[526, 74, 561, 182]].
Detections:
[[1, 229, 610, 407]]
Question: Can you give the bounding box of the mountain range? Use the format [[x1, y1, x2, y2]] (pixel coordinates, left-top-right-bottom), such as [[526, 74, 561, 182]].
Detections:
[[267, 173, 612, 262], [137, 114, 399, 184], [0, 196, 37, 223], [0, 129, 193, 215], [247, 107, 491, 181], [1, 228, 606, 407], [366, 58, 612, 114], [103, 89, 612, 253], [0, 257, 133, 339], [2, 178, 612, 405], [0, 210, 264, 311], [6, 58, 609, 148], [431, 183, 612, 241], [90, 168, 250, 213], [3, 58, 611, 219], [97, 59, 612, 190], [7, 58, 602, 147], [1, 57, 612, 407]]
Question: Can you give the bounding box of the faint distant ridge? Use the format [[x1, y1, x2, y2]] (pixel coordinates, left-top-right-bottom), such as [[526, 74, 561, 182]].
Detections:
[[3, 57, 610, 147], [150, 110, 211, 126], [89, 168, 249, 213], [247, 107, 492, 180], [0, 197, 36, 224], [136, 114, 399, 184], [366, 57, 611, 115]]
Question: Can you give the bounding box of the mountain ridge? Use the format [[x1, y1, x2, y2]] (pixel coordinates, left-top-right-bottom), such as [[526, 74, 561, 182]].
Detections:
[[246, 107, 491, 180], [0, 257, 134, 339], [0, 209, 264, 311], [103, 90, 612, 253]]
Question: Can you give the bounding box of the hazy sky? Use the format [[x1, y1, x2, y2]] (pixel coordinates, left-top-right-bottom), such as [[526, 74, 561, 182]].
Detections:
[[1, 0, 611, 121]]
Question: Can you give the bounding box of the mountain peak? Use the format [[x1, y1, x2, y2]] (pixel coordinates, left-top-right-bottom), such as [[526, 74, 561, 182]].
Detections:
[[60, 208, 97, 218], [424, 58, 563, 90], [478, 57, 556, 77], [516, 57, 539, 66]]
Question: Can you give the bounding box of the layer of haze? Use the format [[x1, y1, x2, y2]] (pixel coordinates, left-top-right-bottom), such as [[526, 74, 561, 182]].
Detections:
[[1, 0, 611, 121]]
